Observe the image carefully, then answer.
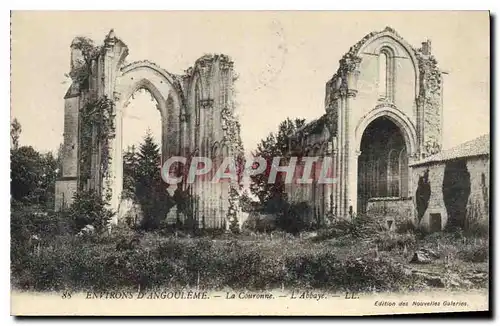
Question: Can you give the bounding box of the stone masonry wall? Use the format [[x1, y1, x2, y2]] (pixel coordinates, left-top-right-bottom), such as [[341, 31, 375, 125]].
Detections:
[[366, 197, 415, 231], [54, 179, 78, 211], [411, 163, 447, 231], [465, 156, 490, 230], [411, 155, 489, 232]]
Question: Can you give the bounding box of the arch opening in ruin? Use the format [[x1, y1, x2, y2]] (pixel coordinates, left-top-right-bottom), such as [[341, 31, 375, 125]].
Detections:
[[357, 116, 409, 214], [111, 64, 185, 223], [117, 87, 166, 225]]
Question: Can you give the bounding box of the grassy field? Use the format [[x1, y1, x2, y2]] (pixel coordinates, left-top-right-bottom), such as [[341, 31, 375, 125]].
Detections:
[[11, 218, 489, 293]]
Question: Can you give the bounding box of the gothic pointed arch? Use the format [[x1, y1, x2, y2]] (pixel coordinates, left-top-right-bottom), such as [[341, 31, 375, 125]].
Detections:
[[341, 26, 420, 95], [378, 46, 396, 102], [355, 105, 417, 157], [119, 60, 186, 111]]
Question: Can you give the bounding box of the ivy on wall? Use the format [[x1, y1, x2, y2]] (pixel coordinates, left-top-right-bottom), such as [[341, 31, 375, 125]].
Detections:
[[71, 36, 116, 199], [221, 82, 245, 233], [69, 36, 102, 90], [79, 97, 116, 199], [416, 51, 442, 157]]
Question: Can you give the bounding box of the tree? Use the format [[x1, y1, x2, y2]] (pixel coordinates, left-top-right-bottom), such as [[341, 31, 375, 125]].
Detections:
[[250, 117, 306, 208], [122, 145, 138, 200], [10, 118, 21, 150], [11, 146, 58, 207], [37, 151, 59, 206], [134, 131, 173, 230], [66, 189, 114, 233], [239, 189, 256, 213]]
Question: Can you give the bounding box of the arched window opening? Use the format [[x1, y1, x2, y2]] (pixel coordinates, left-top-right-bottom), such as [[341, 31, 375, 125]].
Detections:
[[379, 52, 388, 98], [378, 48, 395, 102]]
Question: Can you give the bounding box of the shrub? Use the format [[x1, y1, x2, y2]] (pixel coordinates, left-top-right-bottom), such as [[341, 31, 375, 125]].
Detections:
[[312, 214, 385, 242], [11, 201, 70, 270], [66, 189, 114, 233], [395, 219, 416, 234], [242, 212, 277, 233], [277, 201, 311, 234], [262, 196, 312, 234], [12, 236, 420, 293], [373, 232, 417, 252], [464, 220, 489, 239], [457, 242, 488, 263]]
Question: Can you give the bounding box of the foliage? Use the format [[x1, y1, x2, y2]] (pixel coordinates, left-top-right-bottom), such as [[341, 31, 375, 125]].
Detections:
[[122, 145, 139, 201], [10, 200, 71, 275], [11, 219, 489, 293], [457, 241, 488, 263], [133, 131, 174, 230], [65, 189, 114, 233], [258, 195, 312, 234], [10, 118, 21, 150], [274, 201, 312, 235], [227, 186, 240, 233], [69, 36, 102, 89], [79, 96, 116, 195], [12, 235, 420, 292], [122, 133, 198, 232], [250, 118, 306, 205], [313, 214, 386, 242], [395, 219, 416, 234], [241, 213, 277, 233], [373, 232, 417, 252], [239, 189, 257, 213], [11, 146, 59, 208]]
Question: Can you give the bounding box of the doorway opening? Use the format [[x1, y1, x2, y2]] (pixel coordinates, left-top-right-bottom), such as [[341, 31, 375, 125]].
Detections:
[[357, 117, 409, 214]]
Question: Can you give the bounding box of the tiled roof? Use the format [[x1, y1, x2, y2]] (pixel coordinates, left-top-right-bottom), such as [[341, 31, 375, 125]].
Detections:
[[411, 134, 490, 166]]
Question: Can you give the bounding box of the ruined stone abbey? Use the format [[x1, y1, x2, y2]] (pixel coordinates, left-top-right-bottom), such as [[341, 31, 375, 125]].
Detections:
[[286, 27, 443, 218], [55, 30, 243, 229], [286, 26, 489, 232], [55, 27, 489, 232]]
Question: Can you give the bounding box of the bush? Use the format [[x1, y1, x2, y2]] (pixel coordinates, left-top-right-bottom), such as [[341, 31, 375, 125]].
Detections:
[[395, 219, 416, 234], [373, 232, 416, 252], [242, 212, 277, 233], [66, 190, 114, 233], [11, 201, 70, 269], [261, 195, 312, 234], [12, 235, 421, 292], [277, 202, 311, 234], [464, 220, 489, 239], [312, 214, 385, 242], [457, 242, 488, 263]]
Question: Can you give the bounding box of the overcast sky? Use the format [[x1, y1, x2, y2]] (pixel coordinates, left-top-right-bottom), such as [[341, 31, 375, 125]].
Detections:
[[11, 11, 489, 155]]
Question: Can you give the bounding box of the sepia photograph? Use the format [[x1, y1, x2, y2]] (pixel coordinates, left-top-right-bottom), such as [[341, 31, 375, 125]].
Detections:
[[9, 10, 490, 316]]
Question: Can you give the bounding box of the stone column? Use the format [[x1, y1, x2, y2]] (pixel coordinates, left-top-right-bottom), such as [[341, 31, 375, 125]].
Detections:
[[109, 94, 125, 222], [323, 141, 334, 216], [343, 93, 350, 218], [338, 94, 346, 218], [101, 34, 120, 216], [344, 91, 357, 218], [347, 149, 361, 217], [199, 99, 214, 228], [331, 141, 338, 217], [197, 106, 205, 228], [334, 129, 341, 217]]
